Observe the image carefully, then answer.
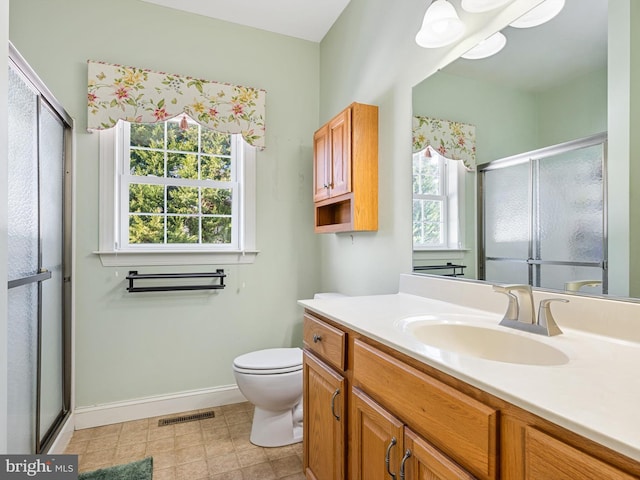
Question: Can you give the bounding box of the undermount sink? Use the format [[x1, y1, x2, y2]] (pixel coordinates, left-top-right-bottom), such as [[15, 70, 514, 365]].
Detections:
[[401, 318, 569, 366]]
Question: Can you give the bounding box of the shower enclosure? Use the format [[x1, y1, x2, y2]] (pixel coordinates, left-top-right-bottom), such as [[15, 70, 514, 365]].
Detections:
[[7, 45, 73, 453], [478, 133, 607, 295]]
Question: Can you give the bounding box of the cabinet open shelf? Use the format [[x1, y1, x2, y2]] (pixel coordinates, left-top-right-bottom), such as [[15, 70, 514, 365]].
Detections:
[[315, 195, 353, 233]]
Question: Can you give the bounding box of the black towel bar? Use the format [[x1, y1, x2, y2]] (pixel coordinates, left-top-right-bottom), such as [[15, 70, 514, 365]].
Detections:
[[126, 269, 226, 293], [412, 262, 466, 277]]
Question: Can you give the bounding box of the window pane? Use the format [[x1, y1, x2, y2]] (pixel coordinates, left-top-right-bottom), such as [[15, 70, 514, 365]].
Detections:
[[201, 130, 231, 155], [202, 188, 232, 215], [129, 215, 164, 244], [130, 149, 164, 177], [167, 121, 198, 152], [413, 199, 443, 245], [202, 217, 232, 244], [413, 155, 441, 195], [167, 153, 198, 179], [167, 186, 198, 214], [129, 184, 164, 213], [167, 216, 199, 243], [201, 155, 231, 181], [121, 120, 240, 248], [130, 123, 164, 148]]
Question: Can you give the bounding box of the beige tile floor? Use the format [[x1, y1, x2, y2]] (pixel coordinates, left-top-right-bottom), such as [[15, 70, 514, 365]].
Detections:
[[64, 402, 304, 480]]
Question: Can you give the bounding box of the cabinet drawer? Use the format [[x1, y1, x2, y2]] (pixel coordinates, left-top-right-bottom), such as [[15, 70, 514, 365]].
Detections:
[[353, 339, 498, 480], [524, 427, 637, 480], [303, 314, 346, 371]]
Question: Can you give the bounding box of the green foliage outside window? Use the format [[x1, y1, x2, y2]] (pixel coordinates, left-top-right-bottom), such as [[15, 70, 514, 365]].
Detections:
[[127, 119, 234, 245], [413, 153, 445, 246]]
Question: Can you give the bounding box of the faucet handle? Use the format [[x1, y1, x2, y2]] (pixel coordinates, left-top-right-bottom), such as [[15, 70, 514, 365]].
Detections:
[[537, 298, 569, 336], [492, 285, 519, 322], [501, 284, 533, 294]]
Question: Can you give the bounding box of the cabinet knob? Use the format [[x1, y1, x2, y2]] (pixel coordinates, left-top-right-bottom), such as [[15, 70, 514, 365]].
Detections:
[[313, 333, 322, 343]]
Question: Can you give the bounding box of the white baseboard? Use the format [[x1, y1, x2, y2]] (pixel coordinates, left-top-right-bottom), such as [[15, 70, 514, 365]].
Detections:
[[74, 384, 246, 430]]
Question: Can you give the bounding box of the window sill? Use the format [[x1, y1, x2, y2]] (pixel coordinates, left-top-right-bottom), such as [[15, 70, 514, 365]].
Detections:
[[94, 250, 259, 267], [412, 248, 470, 261]]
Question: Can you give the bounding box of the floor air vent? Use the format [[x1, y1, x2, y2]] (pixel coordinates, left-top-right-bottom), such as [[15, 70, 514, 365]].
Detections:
[[158, 410, 215, 426]]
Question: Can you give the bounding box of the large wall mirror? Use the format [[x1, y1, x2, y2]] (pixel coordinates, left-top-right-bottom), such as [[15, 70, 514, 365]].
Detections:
[[410, 0, 640, 299]]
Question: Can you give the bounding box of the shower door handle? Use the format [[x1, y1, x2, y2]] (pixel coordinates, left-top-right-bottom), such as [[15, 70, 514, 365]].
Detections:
[[8, 269, 52, 289]]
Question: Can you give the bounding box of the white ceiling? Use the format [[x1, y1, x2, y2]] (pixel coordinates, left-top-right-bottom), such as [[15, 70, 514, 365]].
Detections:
[[139, 0, 607, 91], [139, 0, 352, 42], [443, 0, 608, 92]]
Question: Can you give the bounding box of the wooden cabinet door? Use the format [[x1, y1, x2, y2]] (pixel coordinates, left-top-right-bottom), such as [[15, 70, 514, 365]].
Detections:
[[403, 428, 476, 480], [328, 108, 351, 198], [313, 124, 330, 202], [523, 427, 637, 480], [352, 387, 404, 480], [303, 351, 346, 480]]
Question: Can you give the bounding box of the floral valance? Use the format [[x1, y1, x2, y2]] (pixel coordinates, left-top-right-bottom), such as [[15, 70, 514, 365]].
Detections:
[[412, 116, 476, 170], [87, 60, 266, 149]]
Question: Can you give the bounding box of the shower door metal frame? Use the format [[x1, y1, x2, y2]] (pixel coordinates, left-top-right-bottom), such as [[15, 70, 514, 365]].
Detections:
[[477, 132, 608, 292], [8, 43, 73, 454]]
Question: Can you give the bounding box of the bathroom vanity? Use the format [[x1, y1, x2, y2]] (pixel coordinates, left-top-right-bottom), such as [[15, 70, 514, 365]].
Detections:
[[299, 275, 640, 479]]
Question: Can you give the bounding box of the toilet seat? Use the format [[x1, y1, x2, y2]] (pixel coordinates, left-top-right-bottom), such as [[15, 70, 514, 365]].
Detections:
[[233, 347, 302, 375]]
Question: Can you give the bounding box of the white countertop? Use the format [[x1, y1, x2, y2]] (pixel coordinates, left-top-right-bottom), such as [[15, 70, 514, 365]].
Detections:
[[298, 288, 640, 462]]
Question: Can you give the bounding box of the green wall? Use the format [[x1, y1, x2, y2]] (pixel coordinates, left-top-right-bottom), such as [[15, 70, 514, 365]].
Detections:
[[608, 0, 640, 298], [9, 0, 321, 407], [536, 67, 607, 147]]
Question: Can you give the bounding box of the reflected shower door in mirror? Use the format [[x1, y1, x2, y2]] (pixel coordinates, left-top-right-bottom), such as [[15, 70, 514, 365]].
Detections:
[[479, 135, 607, 295]]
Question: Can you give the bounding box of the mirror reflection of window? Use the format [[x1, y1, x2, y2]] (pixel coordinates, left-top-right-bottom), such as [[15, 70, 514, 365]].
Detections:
[[412, 148, 462, 250]]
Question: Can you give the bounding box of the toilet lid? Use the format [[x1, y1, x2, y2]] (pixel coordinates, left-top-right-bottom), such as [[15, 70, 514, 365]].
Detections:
[[233, 347, 302, 372]]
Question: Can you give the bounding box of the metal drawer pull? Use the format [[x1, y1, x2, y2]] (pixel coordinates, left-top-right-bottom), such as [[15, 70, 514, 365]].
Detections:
[[385, 437, 398, 480], [330, 388, 341, 421], [313, 333, 322, 343], [399, 449, 412, 480]]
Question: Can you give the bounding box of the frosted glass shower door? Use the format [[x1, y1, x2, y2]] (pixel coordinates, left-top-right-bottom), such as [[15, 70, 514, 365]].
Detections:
[[7, 55, 71, 453], [480, 135, 606, 294], [536, 144, 605, 292], [38, 104, 66, 443], [482, 162, 530, 284], [7, 66, 40, 454]]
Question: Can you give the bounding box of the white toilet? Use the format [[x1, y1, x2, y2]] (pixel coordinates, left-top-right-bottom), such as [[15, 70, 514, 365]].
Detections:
[[232, 347, 303, 447]]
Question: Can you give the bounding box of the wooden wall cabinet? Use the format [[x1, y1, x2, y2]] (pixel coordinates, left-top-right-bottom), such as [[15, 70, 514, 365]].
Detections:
[[302, 309, 640, 480], [313, 102, 378, 233]]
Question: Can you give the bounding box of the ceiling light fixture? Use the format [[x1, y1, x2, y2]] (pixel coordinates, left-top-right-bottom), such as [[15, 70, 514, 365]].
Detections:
[[461, 31, 507, 59], [509, 0, 565, 28], [460, 0, 513, 13], [415, 0, 466, 48]]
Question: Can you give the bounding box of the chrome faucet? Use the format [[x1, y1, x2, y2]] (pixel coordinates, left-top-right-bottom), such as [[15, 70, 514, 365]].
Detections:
[[492, 284, 568, 336], [492, 284, 535, 324]]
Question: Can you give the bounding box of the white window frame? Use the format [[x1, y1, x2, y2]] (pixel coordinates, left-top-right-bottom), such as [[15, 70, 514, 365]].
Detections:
[[412, 149, 466, 253], [95, 121, 258, 267]]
